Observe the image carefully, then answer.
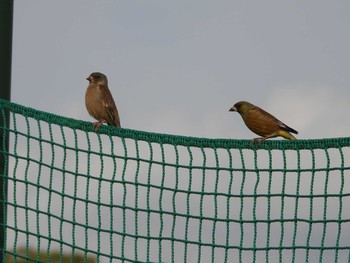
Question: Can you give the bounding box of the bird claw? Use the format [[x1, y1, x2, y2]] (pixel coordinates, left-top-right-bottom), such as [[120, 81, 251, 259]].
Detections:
[[250, 137, 265, 147], [92, 121, 106, 131]]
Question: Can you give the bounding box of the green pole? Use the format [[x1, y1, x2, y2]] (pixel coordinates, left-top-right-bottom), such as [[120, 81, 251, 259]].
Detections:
[[0, 0, 13, 101], [0, 0, 14, 260]]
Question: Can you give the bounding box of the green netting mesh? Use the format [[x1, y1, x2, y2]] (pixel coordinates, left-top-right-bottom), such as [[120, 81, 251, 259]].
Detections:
[[1, 99, 350, 263]]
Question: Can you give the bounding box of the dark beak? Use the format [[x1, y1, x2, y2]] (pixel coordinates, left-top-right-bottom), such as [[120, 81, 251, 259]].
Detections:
[[229, 106, 237, 112], [86, 76, 92, 82]]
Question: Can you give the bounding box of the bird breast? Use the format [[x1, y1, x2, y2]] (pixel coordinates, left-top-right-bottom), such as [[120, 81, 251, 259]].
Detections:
[[85, 85, 105, 120]]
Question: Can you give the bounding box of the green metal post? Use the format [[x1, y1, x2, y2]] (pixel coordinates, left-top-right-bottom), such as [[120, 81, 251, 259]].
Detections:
[[0, 0, 14, 260]]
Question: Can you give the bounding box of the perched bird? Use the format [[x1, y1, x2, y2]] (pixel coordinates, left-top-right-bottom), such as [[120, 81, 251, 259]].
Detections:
[[85, 72, 121, 129], [229, 101, 298, 143]]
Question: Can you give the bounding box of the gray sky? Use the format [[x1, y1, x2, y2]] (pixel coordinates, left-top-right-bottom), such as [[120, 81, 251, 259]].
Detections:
[[7, 1, 350, 262], [11, 0, 350, 139]]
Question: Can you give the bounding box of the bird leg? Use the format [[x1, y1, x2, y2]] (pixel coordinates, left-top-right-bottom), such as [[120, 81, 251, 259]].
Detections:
[[250, 137, 265, 146], [92, 120, 107, 130], [250, 134, 276, 146]]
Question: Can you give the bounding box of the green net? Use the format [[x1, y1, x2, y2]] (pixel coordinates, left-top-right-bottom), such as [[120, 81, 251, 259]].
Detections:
[[0, 99, 350, 263]]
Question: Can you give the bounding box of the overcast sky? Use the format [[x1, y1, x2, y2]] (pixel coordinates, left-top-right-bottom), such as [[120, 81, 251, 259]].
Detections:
[[11, 0, 350, 140], [7, 1, 350, 262]]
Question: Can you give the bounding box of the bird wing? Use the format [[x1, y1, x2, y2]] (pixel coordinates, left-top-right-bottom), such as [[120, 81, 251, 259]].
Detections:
[[246, 107, 298, 136], [276, 120, 298, 134], [100, 86, 121, 127], [244, 107, 281, 137]]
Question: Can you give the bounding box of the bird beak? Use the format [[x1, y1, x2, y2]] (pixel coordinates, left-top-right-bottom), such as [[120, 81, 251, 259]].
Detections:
[[86, 76, 91, 82], [229, 106, 237, 112]]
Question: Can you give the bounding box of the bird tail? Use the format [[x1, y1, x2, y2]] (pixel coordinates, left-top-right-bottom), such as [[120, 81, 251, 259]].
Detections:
[[284, 125, 298, 135], [278, 130, 297, 140]]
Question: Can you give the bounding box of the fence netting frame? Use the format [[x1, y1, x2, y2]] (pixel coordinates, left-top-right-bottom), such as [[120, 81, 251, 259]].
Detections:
[[0, 99, 350, 263]]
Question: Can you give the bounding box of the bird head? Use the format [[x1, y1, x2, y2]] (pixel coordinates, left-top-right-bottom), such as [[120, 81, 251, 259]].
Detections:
[[229, 101, 255, 115], [86, 72, 108, 85]]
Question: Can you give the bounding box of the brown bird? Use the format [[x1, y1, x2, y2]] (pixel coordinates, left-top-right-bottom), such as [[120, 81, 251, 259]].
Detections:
[[85, 72, 121, 129], [229, 101, 298, 143]]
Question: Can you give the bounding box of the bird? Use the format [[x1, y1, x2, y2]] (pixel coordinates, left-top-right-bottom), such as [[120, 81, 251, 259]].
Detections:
[[85, 72, 121, 130], [229, 101, 298, 143]]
